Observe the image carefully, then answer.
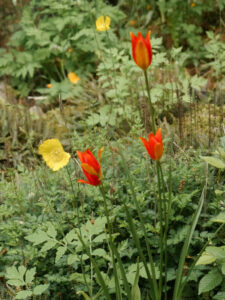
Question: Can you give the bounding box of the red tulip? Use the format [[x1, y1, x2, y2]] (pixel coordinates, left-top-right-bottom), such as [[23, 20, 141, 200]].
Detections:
[[130, 31, 152, 71], [139, 128, 163, 161], [77, 148, 103, 186]]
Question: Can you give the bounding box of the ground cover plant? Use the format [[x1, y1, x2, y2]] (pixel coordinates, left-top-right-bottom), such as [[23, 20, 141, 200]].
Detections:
[[0, 0, 225, 300]]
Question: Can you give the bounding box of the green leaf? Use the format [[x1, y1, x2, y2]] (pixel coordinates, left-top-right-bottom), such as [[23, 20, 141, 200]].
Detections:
[[206, 246, 225, 260], [198, 270, 222, 294], [15, 290, 32, 299], [18, 266, 26, 278], [221, 263, 225, 275], [64, 229, 77, 244], [213, 292, 225, 299], [47, 223, 57, 238], [41, 240, 57, 252], [25, 230, 49, 245], [212, 212, 225, 223], [6, 266, 25, 286], [67, 254, 78, 265], [92, 248, 110, 260], [131, 260, 141, 300], [76, 291, 91, 300], [33, 284, 49, 295], [25, 267, 36, 284], [196, 252, 216, 265], [55, 246, 67, 263], [201, 156, 225, 169]]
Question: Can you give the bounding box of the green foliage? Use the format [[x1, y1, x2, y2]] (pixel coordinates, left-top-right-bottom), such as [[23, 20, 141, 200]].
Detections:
[[0, 0, 124, 99], [5, 265, 49, 299]]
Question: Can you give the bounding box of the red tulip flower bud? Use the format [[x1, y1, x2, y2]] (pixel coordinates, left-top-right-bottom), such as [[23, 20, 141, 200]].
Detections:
[[77, 148, 103, 186], [130, 31, 152, 71], [140, 128, 163, 161]]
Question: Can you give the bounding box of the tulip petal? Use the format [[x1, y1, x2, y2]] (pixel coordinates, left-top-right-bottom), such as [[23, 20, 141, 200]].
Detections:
[[81, 163, 98, 176], [155, 128, 162, 143]]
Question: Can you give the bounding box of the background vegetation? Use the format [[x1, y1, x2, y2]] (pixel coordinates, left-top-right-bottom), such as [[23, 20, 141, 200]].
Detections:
[[0, 0, 224, 299]]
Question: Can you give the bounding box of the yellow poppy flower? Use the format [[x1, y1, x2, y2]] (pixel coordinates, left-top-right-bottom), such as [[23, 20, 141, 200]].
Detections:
[[191, 2, 196, 7], [96, 16, 111, 32], [38, 139, 70, 171], [68, 72, 80, 84], [46, 83, 52, 88]]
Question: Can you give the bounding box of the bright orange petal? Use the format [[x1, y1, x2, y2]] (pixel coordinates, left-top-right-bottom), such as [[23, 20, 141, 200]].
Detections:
[[81, 163, 98, 176]]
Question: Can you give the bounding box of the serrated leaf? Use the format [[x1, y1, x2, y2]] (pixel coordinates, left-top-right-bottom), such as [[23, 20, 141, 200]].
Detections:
[[7, 279, 24, 286], [6, 266, 25, 286], [33, 284, 49, 295], [201, 156, 225, 169], [25, 230, 49, 245], [92, 248, 110, 260], [67, 254, 78, 265], [198, 270, 222, 294], [15, 290, 32, 299], [64, 229, 77, 244], [55, 246, 67, 263], [18, 266, 26, 278], [25, 267, 36, 284], [47, 223, 57, 238], [41, 240, 57, 252], [92, 233, 106, 243]]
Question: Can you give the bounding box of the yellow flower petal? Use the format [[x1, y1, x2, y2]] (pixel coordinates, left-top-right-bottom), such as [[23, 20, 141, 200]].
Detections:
[[96, 16, 111, 32], [68, 72, 80, 84], [38, 139, 70, 171]]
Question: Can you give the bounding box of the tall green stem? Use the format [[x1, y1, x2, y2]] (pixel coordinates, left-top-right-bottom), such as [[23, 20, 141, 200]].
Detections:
[[144, 70, 156, 133], [156, 162, 164, 297], [119, 148, 159, 300], [99, 185, 122, 300]]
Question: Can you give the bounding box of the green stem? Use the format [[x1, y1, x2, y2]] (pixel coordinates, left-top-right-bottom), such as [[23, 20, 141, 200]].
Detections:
[[99, 185, 125, 300], [156, 162, 164, 298], [144, 70, 156, 133], [119, 147, 159, 300], [75, 229, 112, 300], [66, 166, 81, 229]]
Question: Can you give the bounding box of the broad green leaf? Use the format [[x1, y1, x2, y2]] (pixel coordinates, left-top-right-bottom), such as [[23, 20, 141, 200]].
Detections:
[[33, 284, 49, 295], [25, 267, 36, 284], [15, 290, 32, 299], [212, 212, 225, 223], [196, 252, 216, 265], [55, 246, 67, 263], [201, 156, 225, 169], [198, 270, 222, 294], [206, 246, 225, 260]]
